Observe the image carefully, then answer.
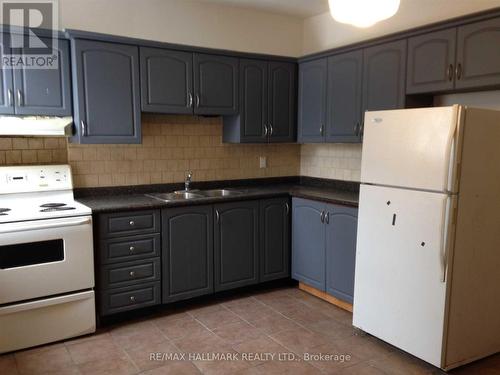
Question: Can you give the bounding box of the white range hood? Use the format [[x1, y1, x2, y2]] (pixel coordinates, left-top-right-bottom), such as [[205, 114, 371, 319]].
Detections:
[[0, 116, 73, 136]]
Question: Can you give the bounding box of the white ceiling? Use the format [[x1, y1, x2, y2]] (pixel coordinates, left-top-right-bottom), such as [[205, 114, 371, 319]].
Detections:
[[197, 0, 330, 18]]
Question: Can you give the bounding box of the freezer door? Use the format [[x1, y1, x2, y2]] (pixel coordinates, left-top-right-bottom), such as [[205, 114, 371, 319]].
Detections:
[[353, 184, 451, 367], [361, 106, 460, 192]]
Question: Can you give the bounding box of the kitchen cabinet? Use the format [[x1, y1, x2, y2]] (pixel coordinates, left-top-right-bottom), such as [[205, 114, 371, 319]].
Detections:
[[0, 36, 71, 116], [326, 50, 363, 142], [71, 39, 141, 144], [297, 58, 327, 143], [193, 53, 238, 115], [292, 197, 358, 303], [260, 197, 291, 282], [214, 200, 259, 291], [325, 205, 358, 304], [362, 39, 407, 114], [455, 17, 500, 90], [223, 59, 296, 143], [407, 29, 457, 94], [162, 205, 214, 303], [95, 209, 161, 316], [140, 47, 193, 114]]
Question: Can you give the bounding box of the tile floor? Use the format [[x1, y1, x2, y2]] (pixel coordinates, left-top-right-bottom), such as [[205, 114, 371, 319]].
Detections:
[[2, 286, 500, 374]]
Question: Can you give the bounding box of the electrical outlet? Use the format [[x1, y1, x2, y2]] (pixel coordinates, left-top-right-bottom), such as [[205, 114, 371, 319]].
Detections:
[[259, 156, 267, 169]]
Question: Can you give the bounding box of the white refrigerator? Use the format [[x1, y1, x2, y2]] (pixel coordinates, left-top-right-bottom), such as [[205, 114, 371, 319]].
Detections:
[[353, 105, 500, 370]]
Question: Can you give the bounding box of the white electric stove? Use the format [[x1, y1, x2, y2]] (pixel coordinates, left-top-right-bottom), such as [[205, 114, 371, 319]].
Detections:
[[0, 165, 96, 354]]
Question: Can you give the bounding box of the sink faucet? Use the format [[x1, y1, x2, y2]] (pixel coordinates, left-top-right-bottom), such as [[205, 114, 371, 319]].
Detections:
[[185, 171, 193, 192]]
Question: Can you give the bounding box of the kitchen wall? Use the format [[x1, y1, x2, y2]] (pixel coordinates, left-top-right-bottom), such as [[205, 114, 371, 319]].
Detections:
[[55, 0, 303, 57]]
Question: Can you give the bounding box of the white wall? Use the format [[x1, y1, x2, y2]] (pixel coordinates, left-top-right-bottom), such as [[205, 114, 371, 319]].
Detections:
[[302, 0, 500, 55], [57, 0, 303, 57]]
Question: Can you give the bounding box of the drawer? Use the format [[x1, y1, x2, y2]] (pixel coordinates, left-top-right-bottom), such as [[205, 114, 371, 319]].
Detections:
[[100, 234, 160, 264], [99, 210, 160, 238], [101, 258, 160, 289], [100, 282, 160, 316]]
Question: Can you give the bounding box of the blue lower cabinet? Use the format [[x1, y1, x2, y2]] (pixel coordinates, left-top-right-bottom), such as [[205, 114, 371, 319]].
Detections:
[[292, 197, 358, 303]]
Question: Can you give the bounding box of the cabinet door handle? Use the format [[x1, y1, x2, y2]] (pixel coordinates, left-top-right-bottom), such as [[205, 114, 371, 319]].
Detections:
[[129, 296, 136, 302], [80, 120, 87, 137], [285, 202, 290, 215], [188, 92, 193, 107], [455, 63, 462, 80], [7, 89, 12, 107], [216, 209, 220, 223], [129, 246, 135, 253], [269, 124, 273, 136], [354, 122, 360, 136], [325, 212, 330, 224], [129, 271, 136, 277], [320, 124, 324, 136], [360, 122, 364, 140], [320, 211, 325, 223], [263, 124, 268, 137], [17, 90, 22, 106], [447, 64, 454, 81], [196, 94, 200, 107], [129, 220, 135, 226]]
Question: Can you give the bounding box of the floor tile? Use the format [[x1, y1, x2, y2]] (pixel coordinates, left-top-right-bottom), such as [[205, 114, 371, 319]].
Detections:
[[140, 361, 201, 374], [279, 304, 331, 325], [232, 336, 289, 365], [304, 342, 364, 373], [249, 314, 300, 335], [225, 301, 278, 323], [252, 359, 323, 374], [153, 316, 207, 340], [15, 345, 74, 375], [110, 321, 165, 351], [192, 308, 242, 330], [339, 362, 387, 375], [125, 339, 181, 372], [66, 335, 127, 365], [270, 327, 329, 354], [76, 356, 138, 375], [191, 349, 254, 375], [212, 321, 264, 345], [305, 318, 355, 341], [0, 354, 19, 374], [173, 329, 232, 354], [369, 351, 435, 375]]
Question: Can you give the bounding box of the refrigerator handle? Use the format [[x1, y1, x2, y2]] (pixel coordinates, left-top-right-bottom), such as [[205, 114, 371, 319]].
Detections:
[[440, 197, 453, 283]]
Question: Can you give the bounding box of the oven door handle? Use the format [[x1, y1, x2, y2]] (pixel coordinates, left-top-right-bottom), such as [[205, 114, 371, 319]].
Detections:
[[0, 217, 92, 234]]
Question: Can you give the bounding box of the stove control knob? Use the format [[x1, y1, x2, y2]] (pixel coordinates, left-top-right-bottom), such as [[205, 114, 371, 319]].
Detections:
[[129, 296, 136, 302], [129, 246, 135, 253], [129, 220, 135, 226], [129, 271, 136, 277]]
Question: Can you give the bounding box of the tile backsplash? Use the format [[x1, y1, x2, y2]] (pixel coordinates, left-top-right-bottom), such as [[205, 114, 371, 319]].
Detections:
[[0, 114, 363, 187], [300, 143, 362, 182]]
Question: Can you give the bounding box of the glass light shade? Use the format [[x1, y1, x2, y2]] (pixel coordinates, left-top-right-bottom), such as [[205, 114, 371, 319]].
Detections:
[[329, 0, 400, 28]]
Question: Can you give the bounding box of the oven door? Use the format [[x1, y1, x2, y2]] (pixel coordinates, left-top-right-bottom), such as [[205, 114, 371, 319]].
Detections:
[[0, 216, 94, 304]]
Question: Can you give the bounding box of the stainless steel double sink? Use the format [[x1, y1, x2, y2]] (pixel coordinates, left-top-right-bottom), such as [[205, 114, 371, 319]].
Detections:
[[146, 189, 245, 202]]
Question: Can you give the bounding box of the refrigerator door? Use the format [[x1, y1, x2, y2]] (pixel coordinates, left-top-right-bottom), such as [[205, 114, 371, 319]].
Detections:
[[353, 184, 451, 367], [361, 106, 460, 192]]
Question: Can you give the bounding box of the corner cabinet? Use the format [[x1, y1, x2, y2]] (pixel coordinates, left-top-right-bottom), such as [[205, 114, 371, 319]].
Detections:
[[223, 59, 296, 143], [0, 35, 71, 116], [214, 200, 259, 291], [362, 39, 407, 114], [194, 53, 238, 115], [292, 197, 358, 304], [70, 39, 141, 144], [260, 197, 290, 282], [162, 205, 213, 303]]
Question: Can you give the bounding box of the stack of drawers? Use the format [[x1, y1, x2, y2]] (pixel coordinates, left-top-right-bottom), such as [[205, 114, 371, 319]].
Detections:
[[97, 209, 161, 315]]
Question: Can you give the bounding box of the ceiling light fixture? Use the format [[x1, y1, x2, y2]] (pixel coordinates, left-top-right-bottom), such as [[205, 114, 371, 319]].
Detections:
[[328, 0, 400, 28]]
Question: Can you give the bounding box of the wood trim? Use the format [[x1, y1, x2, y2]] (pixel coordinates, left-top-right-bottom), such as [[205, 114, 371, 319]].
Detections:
[[299, 282, 353, 312]]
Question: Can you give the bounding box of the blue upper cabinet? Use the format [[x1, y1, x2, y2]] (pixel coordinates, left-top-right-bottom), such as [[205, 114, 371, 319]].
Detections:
[[71, 39, 141, 144], [140, 47, 193, 114], [193, 53, 238, 115], [0, 34, 71, 116]]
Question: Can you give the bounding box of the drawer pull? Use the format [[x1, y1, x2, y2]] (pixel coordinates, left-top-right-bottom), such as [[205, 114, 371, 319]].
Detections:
[[129, 246, 135, 253], [130, 296, 136, 302], [129, 220, 135, 226], [129, 271, 136, 277]]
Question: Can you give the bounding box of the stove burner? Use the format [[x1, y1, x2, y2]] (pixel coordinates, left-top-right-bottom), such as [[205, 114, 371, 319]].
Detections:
[[40, 207, 76, 212], [0, 208, 11, 213], [40, 203, 67, 208]]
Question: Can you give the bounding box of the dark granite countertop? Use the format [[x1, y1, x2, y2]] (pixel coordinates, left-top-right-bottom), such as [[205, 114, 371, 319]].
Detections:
[[75, 177, 359, 214]]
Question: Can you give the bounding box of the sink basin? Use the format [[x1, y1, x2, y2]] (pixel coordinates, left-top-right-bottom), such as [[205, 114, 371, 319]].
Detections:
[[198, 189, 244, 197], [146, 191, 204, 202]]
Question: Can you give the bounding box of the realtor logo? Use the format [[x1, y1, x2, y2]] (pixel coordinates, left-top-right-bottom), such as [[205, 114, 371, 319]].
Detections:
[[1, 0, 58, 69]]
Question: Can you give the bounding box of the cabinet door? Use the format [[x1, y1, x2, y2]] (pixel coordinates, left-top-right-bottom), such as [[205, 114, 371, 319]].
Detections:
[[291, 198, 325, 291], [239, 58, 268, 143], [407, 28, 457, 94], [0, 36, 14, 115], [362, 40, 407, 114], [214, 201, 259, 291], [72, 40, 141, 144], [268, 61, 296, 143], [193, 53, 238, 115], [456, 17, 500, 90], [298, 59, 327, 143], [326, 51, 363, 143], [260, 197, 290, 282], [13, 38, 72, 116], [162, 206, 213, 303], [140, 47, 193, 114], [325, 204, 358, 304]]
